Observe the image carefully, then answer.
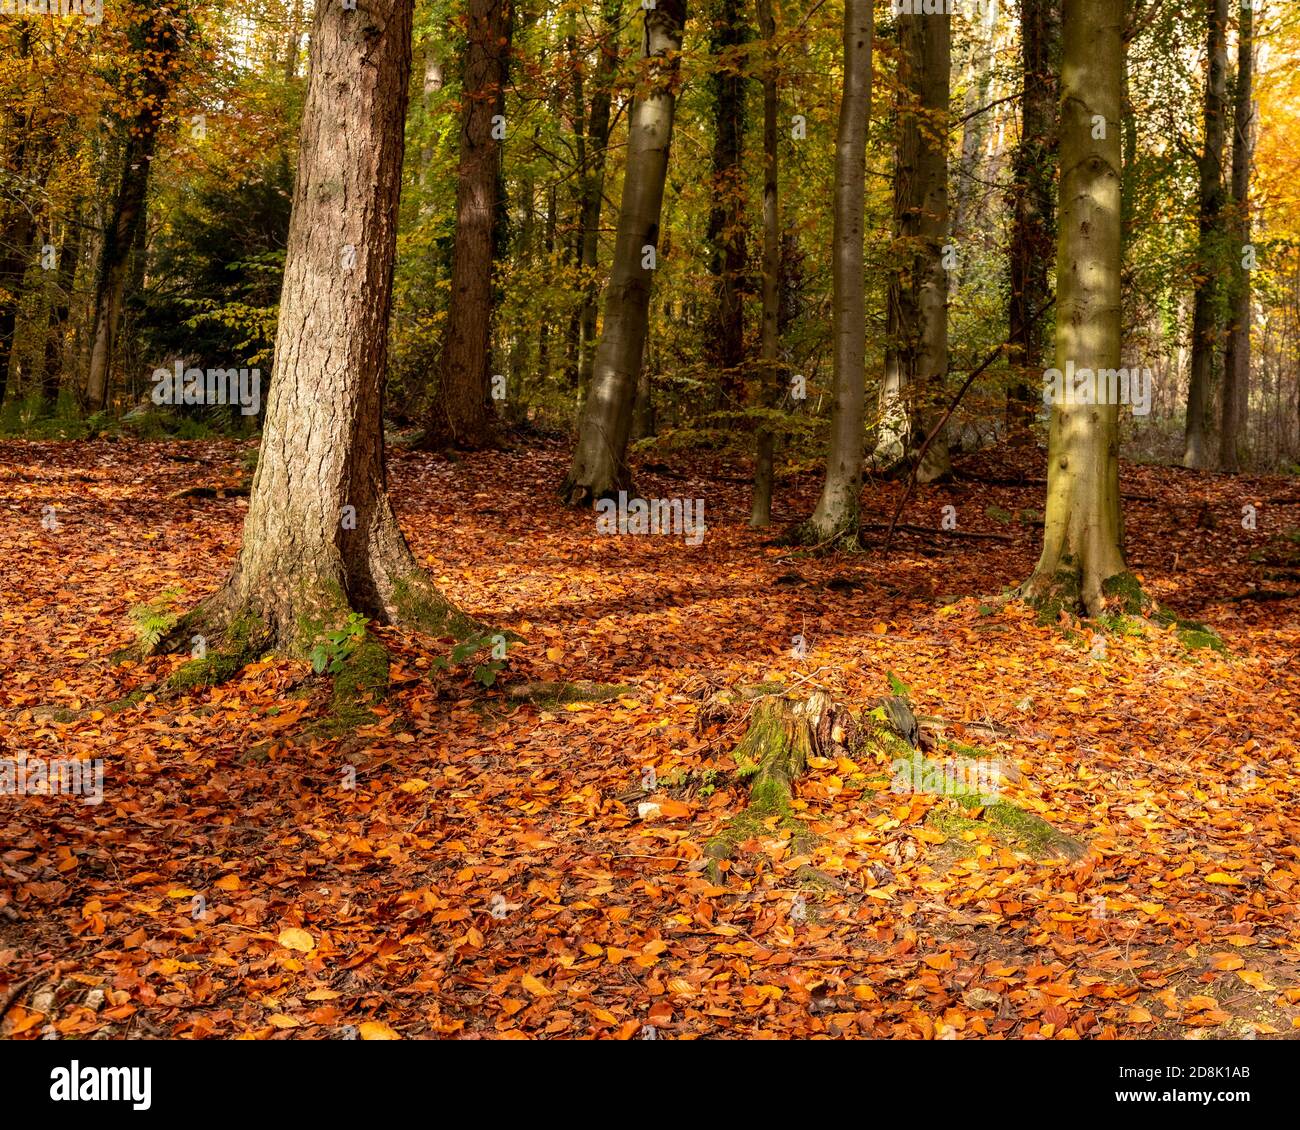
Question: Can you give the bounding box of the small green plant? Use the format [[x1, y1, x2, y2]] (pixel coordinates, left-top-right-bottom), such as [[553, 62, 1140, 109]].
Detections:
[[886, 670, 913, 698], [308, 612, 369, 675], [128, 587, 184, 648], [431, 629, 512, 687]]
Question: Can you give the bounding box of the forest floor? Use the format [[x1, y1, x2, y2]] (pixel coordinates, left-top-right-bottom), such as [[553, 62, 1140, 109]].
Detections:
[[1, 435, 1299, 1040]]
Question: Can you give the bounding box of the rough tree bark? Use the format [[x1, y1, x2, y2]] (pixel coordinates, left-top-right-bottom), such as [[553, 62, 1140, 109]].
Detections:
[[875, 5, 950, 482], [796, 0, 872, 541], [1020, 0, 1136, 618], [1007, 0, 1061, 428], [749, 0, 779, 529], [159, 0, 473, 663], [1183, 0, 1229, 470], [425, 0, 511, 449], [1219, 2, 1253, 472], [83, 1, 185, 412], [561, 0, 687, 506]]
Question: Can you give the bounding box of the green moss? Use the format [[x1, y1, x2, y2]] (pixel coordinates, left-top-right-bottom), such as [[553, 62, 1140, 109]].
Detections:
[[392, 573, 481, 640], [931, 794, 1087, 861], [166, 651, 247, 691], [1178, 627, 1226, 653], [1100, 571, 1151, 616], [1028, 566, 1081, 625], [327, 632, 391, 729]]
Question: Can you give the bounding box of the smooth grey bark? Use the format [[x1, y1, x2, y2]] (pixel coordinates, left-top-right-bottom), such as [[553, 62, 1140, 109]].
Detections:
[[1021, 0, 1131, 617], [164, 0, 470, 655], [562, 0, 687, 506], [800, 0, 872, 541], [1184, 0, 1230, 470], [1219, 2, 1254, 472], [876, 6, 950, 482], [750, 0, 779, 528], [572, 0, 620, 398]]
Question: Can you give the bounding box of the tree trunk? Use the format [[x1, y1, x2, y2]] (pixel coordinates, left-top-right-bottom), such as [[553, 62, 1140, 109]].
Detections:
[[572, 0, 620, 401], [162, 0, 472, 660], [707, 0, 747, 404], [1184, 0, 1229, 470], [0, 27, 36, 408], [750, 0, 780, 529], [425, 0, 511, 449], [1007, 0, 1061, 428], [42, 211, 84, 412], [1021, 0, 1134, 618], [561, 1, 687, 506], [83, 2, 184, 412], [876, 6, 950, 482], [799, 0, 872, 541], [1219, 3, 1253, 472]]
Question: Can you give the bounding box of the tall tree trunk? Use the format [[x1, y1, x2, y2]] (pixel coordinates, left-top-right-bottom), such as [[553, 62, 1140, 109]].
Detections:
[[1184, 0, 1230, 470], [572, 0, 620, 401], [283, 0, 304, 82], [1021, 0, 1134, 618], [83, 2, 185, 412], [425, 0, 511, 449], [43, 212, 84, 413], [1007, 0, 1061, 428], [707, 0, 747, 404], [875, 6, 950, 482], [162, 0, 472, 660], [750, 0, 780, 529], [1219, 2, 1253, 472], [561, 1, 687, 506], [0, 204, 35, 409], [418, 44, 445, 194], [0, 27, 36, 408], [798, 0, 872, 541]]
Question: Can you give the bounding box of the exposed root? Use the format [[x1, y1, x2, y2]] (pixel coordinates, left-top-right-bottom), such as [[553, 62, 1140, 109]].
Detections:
[[502, 680, 637, 707]]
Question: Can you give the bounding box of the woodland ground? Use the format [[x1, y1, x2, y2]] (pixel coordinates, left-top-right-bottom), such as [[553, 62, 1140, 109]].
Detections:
[[1, 436, 1298, 1040]]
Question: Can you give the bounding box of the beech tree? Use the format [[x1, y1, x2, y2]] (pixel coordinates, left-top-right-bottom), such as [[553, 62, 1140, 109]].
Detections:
[[796, 0, 872, 542], [1021, 0, 1137, 617], [749, 0, 780, 529], [1219, 1, 1254, 472], [84, 1, 188, 411], [1183, 0, 1229, 470], [874, 4, 950, 482], [159, 0, 473, 665], [561, 0, 687, 506], [1007, 0, 1061, 428], [706, 0, 748, 404]]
